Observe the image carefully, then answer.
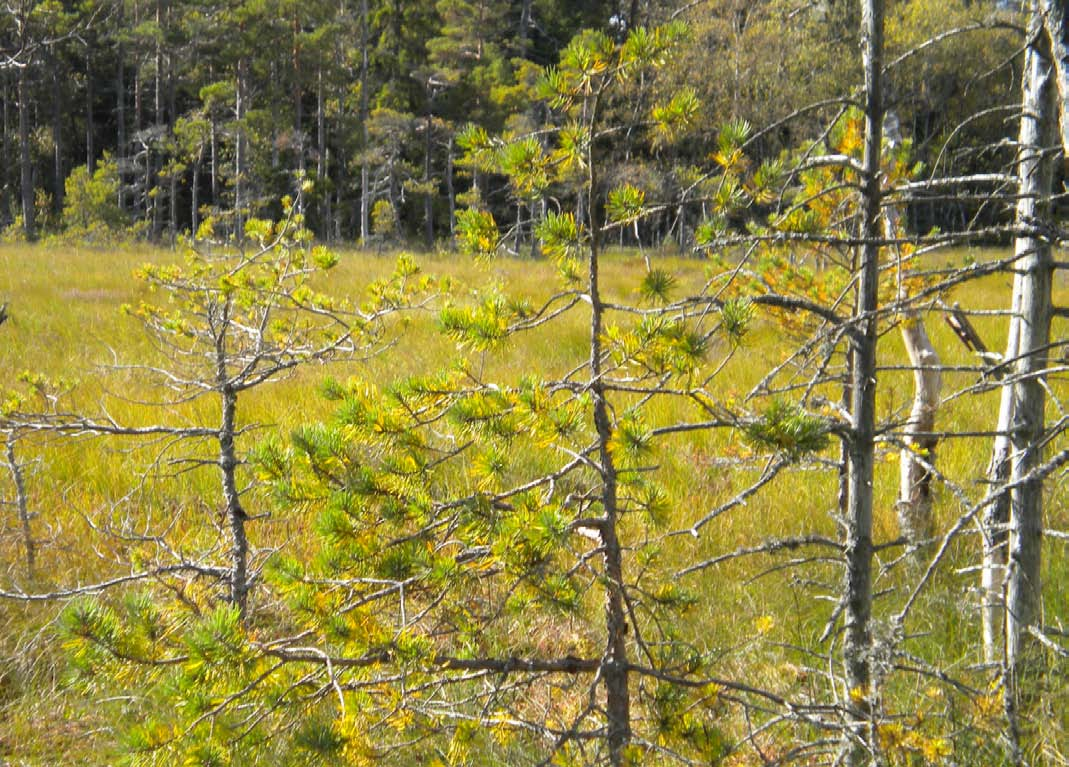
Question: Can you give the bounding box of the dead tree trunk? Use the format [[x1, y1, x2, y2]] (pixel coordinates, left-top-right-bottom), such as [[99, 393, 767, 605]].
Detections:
[[359, 0, 371, 246], [586, 159, 631, 767], [17, 66, 34, 240], [897, 314, 941, 543], [215, 316, 249, 618], [842, 0, 883, 762], [984, 318, 1018, 663], [882, 117, 942, 544], [234, 52, 248, 239], [1000, 4, 1058, 754], [446, 132, 456, 240], [4, 436, 35, 581]]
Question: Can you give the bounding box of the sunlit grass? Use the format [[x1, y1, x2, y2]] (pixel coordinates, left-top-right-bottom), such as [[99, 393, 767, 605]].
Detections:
[[1, 240, 1068, 763]]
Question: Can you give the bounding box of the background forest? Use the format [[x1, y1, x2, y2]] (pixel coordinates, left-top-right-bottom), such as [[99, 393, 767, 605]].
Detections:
[[0, 0, 1022, 246], [4, 1, 1069, 767]]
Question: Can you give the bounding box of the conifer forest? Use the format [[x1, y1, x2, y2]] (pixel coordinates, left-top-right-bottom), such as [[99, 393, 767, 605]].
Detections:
[[4, 0, 1069, 765]]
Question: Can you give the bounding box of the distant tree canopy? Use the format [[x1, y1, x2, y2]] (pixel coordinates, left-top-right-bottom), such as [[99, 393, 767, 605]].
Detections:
[[0, 0, 1020, 243]]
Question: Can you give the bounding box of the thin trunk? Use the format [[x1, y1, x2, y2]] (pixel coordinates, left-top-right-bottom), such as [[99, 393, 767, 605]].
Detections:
[[216, 317, 248, 617], [984, 317, 1018, 663], [446, 133, 456, 240], [210, 117, 219, 204], [155, 0, 163, 125], [514, 201, 522, 254], [359, 0, 370, 245], [587, 157, 631, 767], [293, 14, 304, 178], [18, 66, 34, 240], [152, 1, 164, 240], [134, 0, 145, 221], [317, 68, 328, 235], [169, 167, 177, 245], [3, 74, 12, 225], [143, 135, 152, 226], [529, 200, 539, 259], [116, 11, 126, 210], [896, 315, 940, 543], [52, 66, 63, 217], [843, 1, 883, 763], [134, 0, 142, 171], [86, 50, 94, 171], [192, 156, 200, 235], [235, 53, 247, 238], [517, 0, 532, 51], [5, 437, 35, 581], [1002, 6, 1057, 754], [424, 112, 434, 249], [884, 159, 941, 545]]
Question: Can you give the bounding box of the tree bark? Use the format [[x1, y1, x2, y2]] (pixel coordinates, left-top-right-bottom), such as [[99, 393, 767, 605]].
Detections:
[[843, 0, 883, 762], [18, 66, 35, 240], [5, 436, 35, 581], [1, 74, 10, 227], [1001, 5, 1057, 753], [446, 132, 456, 241], [896, 314, 940, 544], [983, 317, 1017, 663], [86, 50, 94, 171], [216, 320, 249, 617], [587, 158, 631, 767], [359, 0, 370, 246], [424, 111, 434, 249], [235, 53, 248, 239], [884, 180, 942, 545], [517, 0, 532, 51], [191, 155, 200, 235], [51, 64, 63, 219], [317, 68, 329, 236], [116, 3, 126, 210], [1041, 0, 1069, 154]]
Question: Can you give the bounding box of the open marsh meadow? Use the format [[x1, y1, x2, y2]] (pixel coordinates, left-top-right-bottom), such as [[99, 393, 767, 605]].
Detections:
[[2, 241, 1068, 764]]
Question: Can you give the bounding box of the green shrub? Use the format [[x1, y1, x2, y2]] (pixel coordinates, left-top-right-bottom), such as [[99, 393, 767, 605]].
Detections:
[[61, 155, 127, 236]]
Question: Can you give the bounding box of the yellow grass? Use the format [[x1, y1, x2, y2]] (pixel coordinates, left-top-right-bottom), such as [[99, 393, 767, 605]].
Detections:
[[1, 240, 1068, 763]]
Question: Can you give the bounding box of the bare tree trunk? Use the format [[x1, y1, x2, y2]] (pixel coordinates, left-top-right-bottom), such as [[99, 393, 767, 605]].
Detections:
[[517, 0, 532, 51], [86, 50, 94, 171], [317, 68, 329, 237], [983, 317, 1017, 662], [293, 15, 304, 182], [2, 74, 11, 226], [586, 159, 631, 767], [169, 166, 177, 246], [216, 324, 249, 617], [446, 133, 456, 241], [983, 0, 1069, 663], [191, 156, 200, 235], [424, 111, 434, 249], [1001, 5, 1057, 754], [897, 316, 940, 543], [5, 436, 35, 581], [155, 0, 163, 124], [235, 53, 248, 239], [1043, 0, 1069, 155], [842, 1, 883, 762], [210, 117, 219, 205], [18, 66, 34, 240], [359, 0, 370, 246], [116, 2, 126, 210], [884, 177, 942, 544], [51, 65, 63, 220]]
